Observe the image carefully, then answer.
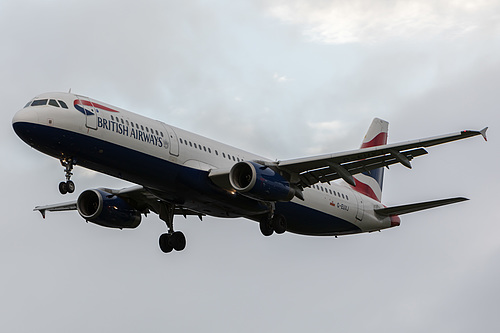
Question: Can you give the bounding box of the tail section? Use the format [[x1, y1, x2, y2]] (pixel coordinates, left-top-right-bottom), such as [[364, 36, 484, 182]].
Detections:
[[351, 118, 389, 202]]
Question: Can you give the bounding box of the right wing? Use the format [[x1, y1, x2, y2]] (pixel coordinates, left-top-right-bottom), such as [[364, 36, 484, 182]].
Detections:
[[34, 185, 204, 219]]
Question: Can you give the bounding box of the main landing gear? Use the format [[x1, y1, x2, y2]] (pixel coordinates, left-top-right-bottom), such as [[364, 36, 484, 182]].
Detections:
[[59, 157, 75, 195], [259, 214, 287, 237], [158, 203, 186, 253]]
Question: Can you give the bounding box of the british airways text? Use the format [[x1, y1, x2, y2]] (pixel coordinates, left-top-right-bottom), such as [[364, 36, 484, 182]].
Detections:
[[97, 116, 163, 148]]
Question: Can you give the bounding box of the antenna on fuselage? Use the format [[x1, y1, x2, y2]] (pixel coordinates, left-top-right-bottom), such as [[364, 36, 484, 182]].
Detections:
[[68, 88, 72, 93]]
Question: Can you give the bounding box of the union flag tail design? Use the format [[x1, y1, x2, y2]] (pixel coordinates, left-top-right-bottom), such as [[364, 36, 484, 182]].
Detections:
[[351, 118, 389, 202]]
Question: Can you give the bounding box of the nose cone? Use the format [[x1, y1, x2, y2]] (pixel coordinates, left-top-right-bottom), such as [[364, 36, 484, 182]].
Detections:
[[12, 107, 40, 146], [13, 106, 38, 125]]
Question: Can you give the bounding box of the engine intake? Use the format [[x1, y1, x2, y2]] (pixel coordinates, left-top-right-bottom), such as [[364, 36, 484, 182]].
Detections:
[[77, 189, 141, 229], [229, 161, 295, 202]]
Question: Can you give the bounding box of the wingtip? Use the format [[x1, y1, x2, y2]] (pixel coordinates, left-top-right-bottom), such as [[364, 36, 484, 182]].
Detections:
[[480, 127, 488, 141]]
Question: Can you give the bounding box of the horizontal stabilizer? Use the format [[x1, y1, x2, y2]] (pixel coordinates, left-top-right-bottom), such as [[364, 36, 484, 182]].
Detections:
[[374, 197, 469, 216]]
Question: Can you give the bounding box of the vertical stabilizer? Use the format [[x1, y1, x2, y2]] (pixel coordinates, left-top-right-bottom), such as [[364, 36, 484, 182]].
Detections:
[[351, 118, 389, 202]]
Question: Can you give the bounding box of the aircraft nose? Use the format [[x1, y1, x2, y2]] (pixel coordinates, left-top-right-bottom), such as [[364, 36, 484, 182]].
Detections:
[[12, 107, 40, 145], [12, 107, 39, 126]]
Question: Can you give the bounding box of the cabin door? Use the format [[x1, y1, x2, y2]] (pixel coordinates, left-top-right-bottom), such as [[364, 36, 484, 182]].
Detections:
[[354, 192, 364, 221], [77, 97, 98, 130], [161, 123, 179, 156]]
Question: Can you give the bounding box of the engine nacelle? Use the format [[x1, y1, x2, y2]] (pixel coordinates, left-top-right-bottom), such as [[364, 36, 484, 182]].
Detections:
[[77, 189, 141, 229], [229, 161, 295, 202]]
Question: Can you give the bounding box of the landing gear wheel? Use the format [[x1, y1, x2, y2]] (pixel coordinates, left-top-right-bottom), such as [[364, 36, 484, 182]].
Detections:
[[159, 233, 173, 253], [158, 203, 187, 253], [59, 181, 68, 195], [66, 180, 75, 193], [259, 218, 274, 236], [272, 215, 287, 234], [59, 157, 76, 195], [171, 231, 186, 251]]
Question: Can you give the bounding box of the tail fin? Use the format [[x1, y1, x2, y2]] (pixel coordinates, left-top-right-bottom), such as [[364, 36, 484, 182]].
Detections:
[[351, 118, 389, 202]]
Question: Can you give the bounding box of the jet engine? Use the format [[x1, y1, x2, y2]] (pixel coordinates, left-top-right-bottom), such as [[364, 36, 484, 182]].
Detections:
[[229, 161, 295, 202], [77, 189, 142, 229]]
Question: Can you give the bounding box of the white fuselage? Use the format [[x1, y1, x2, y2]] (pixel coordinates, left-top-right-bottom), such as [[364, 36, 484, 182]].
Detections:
[[13, 92, 395, 236]]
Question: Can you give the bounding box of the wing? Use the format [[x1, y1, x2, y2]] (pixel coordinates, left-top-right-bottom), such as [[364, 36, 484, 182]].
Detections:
[[34, 185, 204, 219], [208, 127, 487, 195], [272, 127, 488, 189]]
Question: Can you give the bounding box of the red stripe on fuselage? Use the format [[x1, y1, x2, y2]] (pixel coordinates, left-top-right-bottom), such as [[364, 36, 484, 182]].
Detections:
[[74, 99, 119, 113], [361, 132, 387, 149]]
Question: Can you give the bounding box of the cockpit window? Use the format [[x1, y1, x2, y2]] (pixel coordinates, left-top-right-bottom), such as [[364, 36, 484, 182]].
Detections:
[[24, 100, 33, 108], [31, 99, 48, 106], [49, 99, 60, 107], [58, 100, 68, 109]]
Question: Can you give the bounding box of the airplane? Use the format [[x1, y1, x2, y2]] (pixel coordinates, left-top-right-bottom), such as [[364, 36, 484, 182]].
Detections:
[[12, 92, 488, 253]]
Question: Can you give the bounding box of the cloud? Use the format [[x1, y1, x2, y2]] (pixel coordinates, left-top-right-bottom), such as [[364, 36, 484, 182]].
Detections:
[[266, 0, 500, 43]]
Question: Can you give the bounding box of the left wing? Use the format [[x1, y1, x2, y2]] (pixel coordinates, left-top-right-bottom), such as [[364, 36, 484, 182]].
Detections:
[[273, 128, 487, 188], [208, 127, 487, 196]]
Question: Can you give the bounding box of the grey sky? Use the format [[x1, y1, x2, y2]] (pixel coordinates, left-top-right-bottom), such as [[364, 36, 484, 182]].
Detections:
[[1, 0, 499, 332]]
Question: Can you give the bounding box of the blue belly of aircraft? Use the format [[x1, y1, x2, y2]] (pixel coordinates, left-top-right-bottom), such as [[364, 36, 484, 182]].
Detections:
[[13, 122, 361, 235]]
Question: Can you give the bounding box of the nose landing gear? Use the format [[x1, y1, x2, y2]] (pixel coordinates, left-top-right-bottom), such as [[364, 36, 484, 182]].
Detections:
[[59, 157, 76, 195]]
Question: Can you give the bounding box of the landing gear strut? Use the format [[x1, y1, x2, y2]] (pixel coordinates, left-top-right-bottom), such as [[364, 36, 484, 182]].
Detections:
[[158, 203, 186, 253], [59, 157, 76, 195]]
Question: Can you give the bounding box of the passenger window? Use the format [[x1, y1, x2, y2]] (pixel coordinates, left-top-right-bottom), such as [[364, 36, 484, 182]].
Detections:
[[31, 99, 48, 106], [111, 115, 114, 121], [199, 145, 202, 150], [232, 156, 236, 161], [194, 143, 197, 148], [126, 120, 129, 126], [179, 138, 183, 144], [215, 150, 218, 156], [160, 132, 164, 137], [146, 127, 149, 133], [222, 153, 226, 158], [203, 146, 207, 152], [48, 99, 60, 107], [208, 148, 211, 153], [141, 125, 144, 131], [346, 195, 349, 200], [155, 130, 159, 136], [189, 142, 193, 147]]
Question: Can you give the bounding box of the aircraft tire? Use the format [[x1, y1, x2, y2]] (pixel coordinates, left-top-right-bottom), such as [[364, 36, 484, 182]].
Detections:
[[272, 215, 287, 234], [159, 233, 173, 253], [171, 231, 186, 251], [58, 181, 68, 195], [66, 180, 75, 193], [259, 218, 274, 236]]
